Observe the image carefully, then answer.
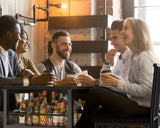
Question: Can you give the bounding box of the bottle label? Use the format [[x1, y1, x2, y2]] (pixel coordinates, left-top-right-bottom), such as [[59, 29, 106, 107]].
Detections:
[[53, 116, 59, 123], [59, 116, 63, 126], [74, 113, 77, 126], [26, 116, 32, 125], [40, 110, 46, 125], [52, 112, 59, 126], [64, 116, 68, 126], [19, 115, 25, 124], [47, 114, 52, 126], [77, 113, 82, 121], [47, 119, 52, 126], [33, 115, 39, 124]]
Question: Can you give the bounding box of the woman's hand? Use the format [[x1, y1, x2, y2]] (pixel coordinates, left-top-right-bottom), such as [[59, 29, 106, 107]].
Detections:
[[77, 74, 95, 86], [100, 74, 119, 87]]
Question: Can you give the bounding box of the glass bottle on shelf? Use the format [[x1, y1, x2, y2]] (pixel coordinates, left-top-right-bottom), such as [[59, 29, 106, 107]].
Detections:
[[74, 100, 78, 126], [25, 104, 32, 126], [50, 91, 56, 111], [46, 105, 52, 126], [77, 99, 83, 121], [32, 106, 39, 126], [52, 100, 59, 127], [19, 100, 26, 125], [39, 101, 47, 126], [35, 96, 40, 111], [29, 92, 34, 109], [59, 93, 64, 127], [40, 90, 47, 106], [21, 93, 25, 103], [63, 101, 68, 127]]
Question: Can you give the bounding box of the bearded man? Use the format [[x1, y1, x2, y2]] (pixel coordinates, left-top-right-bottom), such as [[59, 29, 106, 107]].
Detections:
[[37, 31, 81, 85]]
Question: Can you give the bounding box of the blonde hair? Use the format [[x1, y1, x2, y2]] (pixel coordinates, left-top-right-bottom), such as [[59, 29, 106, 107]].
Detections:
[[125, 18, 154, 55]]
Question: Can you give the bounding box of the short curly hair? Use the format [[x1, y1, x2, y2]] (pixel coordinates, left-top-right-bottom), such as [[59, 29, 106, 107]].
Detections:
[[111, 20, 124, 32], [52, 31, 70, 43], [0, 15, 19, 38]]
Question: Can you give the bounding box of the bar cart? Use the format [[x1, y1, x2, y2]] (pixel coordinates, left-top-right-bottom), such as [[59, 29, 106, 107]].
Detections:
[[3, 86, 91, 128]]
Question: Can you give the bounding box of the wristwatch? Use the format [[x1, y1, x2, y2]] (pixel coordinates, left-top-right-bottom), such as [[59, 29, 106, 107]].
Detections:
[[94, 79, 100, 86]]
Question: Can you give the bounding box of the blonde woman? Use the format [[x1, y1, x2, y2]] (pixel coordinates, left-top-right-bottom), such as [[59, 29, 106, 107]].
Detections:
[[76, 18, 159, 128]]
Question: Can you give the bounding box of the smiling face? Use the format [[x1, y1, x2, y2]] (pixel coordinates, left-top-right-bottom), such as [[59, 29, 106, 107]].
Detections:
[[111, 29, 125, 53], [54, 36, 72, 59], [16, 32, 29, 54], [121, 20, 134, 46]]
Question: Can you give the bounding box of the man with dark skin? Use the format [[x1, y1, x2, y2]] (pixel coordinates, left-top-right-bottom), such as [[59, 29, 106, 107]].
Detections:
[[0, 15, 55, 127]]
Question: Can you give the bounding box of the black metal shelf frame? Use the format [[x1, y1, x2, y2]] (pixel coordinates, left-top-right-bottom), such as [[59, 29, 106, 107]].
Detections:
[[3, 86, 91, 128]]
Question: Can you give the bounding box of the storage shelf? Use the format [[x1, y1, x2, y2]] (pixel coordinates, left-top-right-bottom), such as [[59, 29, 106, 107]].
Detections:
[[5, 124, 68, 128], [3, 86, 91, 128], [8, 112, 68, 116]]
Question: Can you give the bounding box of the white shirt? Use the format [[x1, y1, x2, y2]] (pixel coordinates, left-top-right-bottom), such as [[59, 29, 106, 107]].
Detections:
[[101, 47, 132, 81], [101, 47, 132, 92], [0, 45, 9, 77]]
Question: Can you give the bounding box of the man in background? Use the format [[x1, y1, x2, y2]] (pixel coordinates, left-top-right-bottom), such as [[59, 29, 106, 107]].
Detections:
[[78, 20, 132, 88], [0, 15, 54, 127], [0, 15, 25, 127]]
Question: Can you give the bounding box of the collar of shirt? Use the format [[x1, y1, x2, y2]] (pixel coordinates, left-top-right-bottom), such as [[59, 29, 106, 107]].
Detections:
[[119, 48, 132, 60], [0, 45, 9, 77], [49, 58, 65, 80], [0, 45, 7, 57]]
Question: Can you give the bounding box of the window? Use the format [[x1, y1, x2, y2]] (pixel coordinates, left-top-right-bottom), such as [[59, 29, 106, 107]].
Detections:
[[134, 0, 160, 60]]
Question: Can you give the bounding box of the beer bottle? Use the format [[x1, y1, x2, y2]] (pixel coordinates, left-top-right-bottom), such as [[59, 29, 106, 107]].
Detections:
[[74, 100, 78, 126], [50, 91, 56, 111], [35, 96, 40, 111], [59, 93, 64, 127], [19, 100, 26, 125], [77, 99, 83, 121], [42, 90, 47, 105], [32, 106, 39, 126], [52, 100, 59, 127], [26, 104, 32, 126], [46, 105, 52, 126], [39, 101, 47, 126]]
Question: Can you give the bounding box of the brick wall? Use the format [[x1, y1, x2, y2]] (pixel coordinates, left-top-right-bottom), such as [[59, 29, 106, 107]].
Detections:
[[0, 0, 123, 65], [47, 0, 123, 67]]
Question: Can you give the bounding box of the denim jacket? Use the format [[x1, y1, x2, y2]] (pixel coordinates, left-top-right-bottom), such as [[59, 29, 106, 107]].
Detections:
[[117, 51, 157, 108]]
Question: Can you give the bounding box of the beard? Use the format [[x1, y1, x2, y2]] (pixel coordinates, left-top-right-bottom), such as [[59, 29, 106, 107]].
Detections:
[[56, 45, 70, 60]]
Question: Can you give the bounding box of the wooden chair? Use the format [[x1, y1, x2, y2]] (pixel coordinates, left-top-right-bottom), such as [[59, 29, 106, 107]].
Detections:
[[94, 63, 160, 128]]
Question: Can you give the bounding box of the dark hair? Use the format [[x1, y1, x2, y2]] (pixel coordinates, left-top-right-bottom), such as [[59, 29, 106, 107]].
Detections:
[[52, 31, 70, 43], [48, 41, 53, 57], [111, 20, 124, 32], [19, 23, 28, 40], [0, 15, 19, 38]]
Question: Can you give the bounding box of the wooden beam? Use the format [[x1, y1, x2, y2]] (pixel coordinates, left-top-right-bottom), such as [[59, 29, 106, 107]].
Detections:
[[48, 15, 108, 29], [71, 41, 108, 53]]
